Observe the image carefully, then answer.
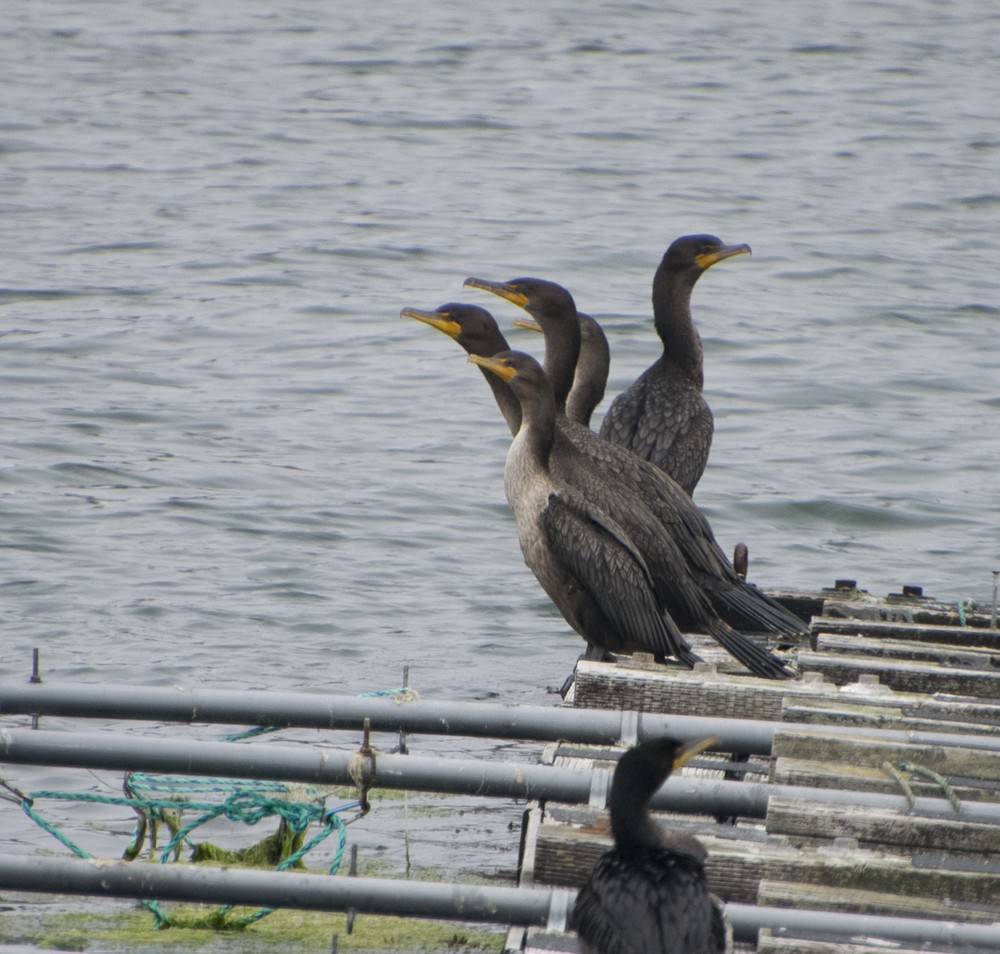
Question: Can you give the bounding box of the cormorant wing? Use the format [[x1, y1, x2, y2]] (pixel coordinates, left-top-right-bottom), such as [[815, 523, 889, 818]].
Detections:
[[540, 490, 696, 663], [574, 852, 717, 954]]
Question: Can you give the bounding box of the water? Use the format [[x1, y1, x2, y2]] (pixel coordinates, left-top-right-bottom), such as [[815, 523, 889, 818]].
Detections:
[[1, 0, 998, 944]]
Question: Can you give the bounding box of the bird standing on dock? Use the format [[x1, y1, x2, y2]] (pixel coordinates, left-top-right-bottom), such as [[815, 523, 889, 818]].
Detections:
[[462, 277, 803, 665], [573, 736, 731, 954], [467, 349, 701, 667], [402, 304, 792, 677], [599, 235, 750, 496]]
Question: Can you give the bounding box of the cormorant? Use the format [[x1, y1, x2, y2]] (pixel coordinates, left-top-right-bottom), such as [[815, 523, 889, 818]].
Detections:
[[573, 736, 731, 954], [403, 302, 791, 678], [462, 276, 805, 655], [599, 235, 750, 496], [469, 349, 703, 666]]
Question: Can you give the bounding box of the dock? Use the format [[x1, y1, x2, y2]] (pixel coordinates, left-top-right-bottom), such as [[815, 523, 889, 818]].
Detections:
[[1, 582, 999, 951], [512, 583, 1000, 952]]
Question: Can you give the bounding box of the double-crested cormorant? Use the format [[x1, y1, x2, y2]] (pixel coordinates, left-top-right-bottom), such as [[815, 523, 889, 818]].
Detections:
[[463, 276, 804, 659], [573, 736, 730, 954], [404, 302, 791, 678], [469, 350, 702, 666], [599, 235, 750, 496]]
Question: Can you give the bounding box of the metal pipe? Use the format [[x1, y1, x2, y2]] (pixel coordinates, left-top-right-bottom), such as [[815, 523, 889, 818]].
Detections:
[[725, 902, 1000, 948], [4, 727, 1000, 823], [0, 854, 572, 929], [4, 680, 1000, 755], [1, 856, 999, 949]]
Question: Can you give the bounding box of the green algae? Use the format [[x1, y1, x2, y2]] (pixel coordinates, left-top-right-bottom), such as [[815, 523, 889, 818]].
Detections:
[[0, 899, 506, 953]]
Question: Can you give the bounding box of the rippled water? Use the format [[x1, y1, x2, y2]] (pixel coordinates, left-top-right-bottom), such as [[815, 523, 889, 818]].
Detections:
[[2, 0, 999, 941]]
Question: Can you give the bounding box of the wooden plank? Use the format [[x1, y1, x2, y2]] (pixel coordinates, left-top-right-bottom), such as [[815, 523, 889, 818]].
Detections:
[[572, 658, 790, 721], [756, 879, 1000, 924], [771, 757, 1000, 804], [757, 935, 939, 954], [812, 615, 1000, 649], [573, 658, 1000, 734], [765, 795, 1000, 853], [813, 633, 1000, 668], [795, 651, 1000, 698], [780, 697, 1000, 735], [771, 728, 1000, 782], [531, 819, 1000, 907]]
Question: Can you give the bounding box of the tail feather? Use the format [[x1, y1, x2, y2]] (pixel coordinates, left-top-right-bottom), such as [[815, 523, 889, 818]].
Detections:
[[675, 644, 704, 669], [708, 621, 794, 679], [709, 580, 808, 639]]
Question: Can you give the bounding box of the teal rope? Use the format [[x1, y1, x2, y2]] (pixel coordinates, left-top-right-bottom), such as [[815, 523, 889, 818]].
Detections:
[[21, 798, 93, 859], [10, 683, 415, 931]]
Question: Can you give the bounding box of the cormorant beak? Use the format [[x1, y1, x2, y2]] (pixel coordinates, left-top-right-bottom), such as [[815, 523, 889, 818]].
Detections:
[[400, 306, 462, 340], [469, 353, 517, 382], [672, 735, 720, 771], [695, 243, 751, 271], [513, 317, 543, 334], [464, 277, 530, 308]]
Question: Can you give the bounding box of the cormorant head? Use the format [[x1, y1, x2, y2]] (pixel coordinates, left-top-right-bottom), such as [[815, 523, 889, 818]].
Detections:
[[659, 234, 751, 276], [613, 735, 719, 801], [464, 276, 578, 329], [468, 349, 547, 391], [401, 303, 509, 356]]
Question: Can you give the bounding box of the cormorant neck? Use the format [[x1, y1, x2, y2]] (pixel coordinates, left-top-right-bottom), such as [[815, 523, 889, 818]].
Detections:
[[516, 385, 558, 469], [609, 772, 708, 863], [611, 805, 663, 857], [539, 314, 581, 414], [651, 267, 703, 386], [566, 314, 609, 428], [476, 369, 521, 436]]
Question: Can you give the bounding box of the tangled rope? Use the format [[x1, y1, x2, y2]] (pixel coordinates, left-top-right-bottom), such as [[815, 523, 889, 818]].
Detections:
[[2, 683, 419, 931]]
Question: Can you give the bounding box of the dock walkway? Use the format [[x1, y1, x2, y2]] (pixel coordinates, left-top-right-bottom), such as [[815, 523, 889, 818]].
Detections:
[[511, 585, 1000, 953]]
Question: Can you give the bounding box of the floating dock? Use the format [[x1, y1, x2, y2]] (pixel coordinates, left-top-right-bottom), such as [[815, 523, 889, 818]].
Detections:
[[512, 583, 1000, 952], [1, 582, 999, 951]]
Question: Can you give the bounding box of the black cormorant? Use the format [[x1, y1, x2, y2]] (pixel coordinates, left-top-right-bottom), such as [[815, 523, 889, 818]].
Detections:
[[573, 736, 731, 954], [469, 350, 703, 666], [404, 302, 792, 678], [599, 235, 750, 496], [463, 275, 805, 657]]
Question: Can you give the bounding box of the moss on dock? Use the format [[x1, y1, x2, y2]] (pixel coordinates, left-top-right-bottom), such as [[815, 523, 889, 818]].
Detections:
[[0, 897, 506, 953]]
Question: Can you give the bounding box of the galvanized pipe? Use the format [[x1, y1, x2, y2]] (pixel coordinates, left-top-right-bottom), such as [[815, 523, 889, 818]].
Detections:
[[1, 856, 1000, 949], [4, 680, 1000, 755], [724, 901, 1000, 948], [0, 854, 573, 928], [3, 727, 1000, 823]]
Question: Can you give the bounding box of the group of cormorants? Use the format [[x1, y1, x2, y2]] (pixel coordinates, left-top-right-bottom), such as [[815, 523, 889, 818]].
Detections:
[[403, 234, 805, 683], [402, 234, 805, 952]]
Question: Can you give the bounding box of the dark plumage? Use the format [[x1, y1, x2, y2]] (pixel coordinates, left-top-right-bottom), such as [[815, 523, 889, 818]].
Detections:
[[573, 736, 730, 954], [404, 301, 794, 678], [462, 276, 805, 667], [569, 313, 610, 428], [469, 350, 702, 666], [599, 235, 750, 496], [514, 310, 609, 428]]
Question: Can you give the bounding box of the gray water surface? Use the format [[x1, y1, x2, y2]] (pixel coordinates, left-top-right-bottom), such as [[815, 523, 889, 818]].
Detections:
[[2, 0, 998, 942]]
